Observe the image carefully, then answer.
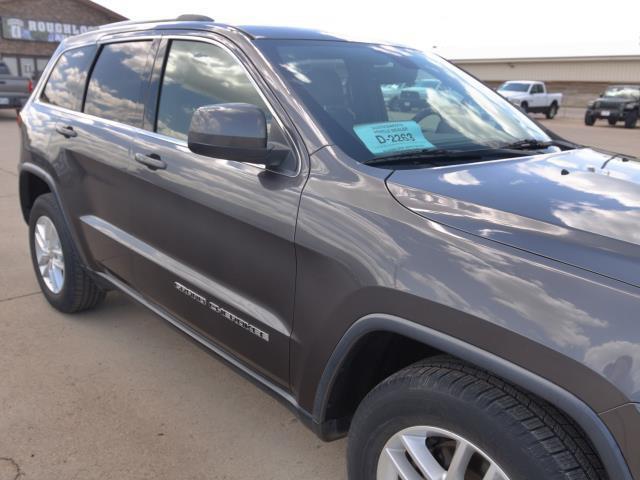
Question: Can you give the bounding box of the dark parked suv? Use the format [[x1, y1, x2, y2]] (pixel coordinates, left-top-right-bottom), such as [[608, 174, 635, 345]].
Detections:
[[17, 16, 640, 480], [585, 84, 640, 129]]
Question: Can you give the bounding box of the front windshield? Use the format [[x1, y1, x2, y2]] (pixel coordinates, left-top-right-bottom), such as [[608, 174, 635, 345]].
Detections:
[[257, 40, 549, 161], [498, 82, 530, 92], [604, 86, 640, 99]]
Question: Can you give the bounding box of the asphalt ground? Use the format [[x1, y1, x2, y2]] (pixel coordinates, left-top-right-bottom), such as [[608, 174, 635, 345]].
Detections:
[[0, 108, 638, 479]]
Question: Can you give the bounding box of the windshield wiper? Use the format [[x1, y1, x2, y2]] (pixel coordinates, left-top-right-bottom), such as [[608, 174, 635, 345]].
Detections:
[[362, 147, 526, 166], [500, 139, 578, 151]]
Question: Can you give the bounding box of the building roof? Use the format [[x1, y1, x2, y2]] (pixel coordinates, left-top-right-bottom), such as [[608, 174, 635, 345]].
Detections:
[[0, 0, 126, 21], [453, 54, 640, 64]]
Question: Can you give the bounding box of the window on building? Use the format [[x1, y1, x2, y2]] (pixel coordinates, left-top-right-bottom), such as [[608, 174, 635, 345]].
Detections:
[[41, 46, 96, 111], [155, 40, 269, 141], [84, 41, 153, 127]]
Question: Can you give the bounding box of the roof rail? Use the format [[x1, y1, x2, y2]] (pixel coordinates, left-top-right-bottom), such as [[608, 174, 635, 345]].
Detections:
[[97, 14, 215, 30], [176, 14, 215, 21]]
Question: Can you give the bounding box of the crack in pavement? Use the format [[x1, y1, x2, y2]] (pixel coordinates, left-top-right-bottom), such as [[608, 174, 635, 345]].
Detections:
[[0, 166, 17, 177], [0, 457, 22, 480], [0, 291, 41, 304]]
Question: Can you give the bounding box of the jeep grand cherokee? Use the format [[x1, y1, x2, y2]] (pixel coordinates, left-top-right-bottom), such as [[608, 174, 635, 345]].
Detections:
[[17, 15, 640, 480]]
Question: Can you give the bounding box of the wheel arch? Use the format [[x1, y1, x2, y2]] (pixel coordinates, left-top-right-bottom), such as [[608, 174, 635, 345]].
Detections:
[[312, 313, 633, 480], [19, 165, 53, 223], [18, 162, 94, 271]]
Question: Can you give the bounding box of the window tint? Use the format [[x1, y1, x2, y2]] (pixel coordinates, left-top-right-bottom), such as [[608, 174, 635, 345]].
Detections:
[[156, 40, 268, 141], [84, 41, 153, 127], [41, 46, 96, 111]]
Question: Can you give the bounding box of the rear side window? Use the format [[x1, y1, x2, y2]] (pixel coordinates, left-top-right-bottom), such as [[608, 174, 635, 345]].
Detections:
[[156, 40, 268, 141], [84, 41, 153, 127], [41, 46, 96, 111]]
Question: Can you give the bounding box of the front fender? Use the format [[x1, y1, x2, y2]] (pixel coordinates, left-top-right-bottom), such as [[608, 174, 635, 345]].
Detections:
[[313, 313, 634, 480]]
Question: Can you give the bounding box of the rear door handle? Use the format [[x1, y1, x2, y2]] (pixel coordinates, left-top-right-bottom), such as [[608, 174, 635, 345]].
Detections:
[[55, 124, 77, 138], [134, 152, 166, 170]]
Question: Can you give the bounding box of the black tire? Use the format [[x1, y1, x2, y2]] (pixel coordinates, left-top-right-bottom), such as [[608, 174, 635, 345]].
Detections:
[[29, 193, 106, 313], [520, 101, 529, 113], [607, 118, 617, 126], [624, 110, 638, 129], [585, 112, 596, 126], [546, 102, 558, 119], [348, 356, 605, 480]]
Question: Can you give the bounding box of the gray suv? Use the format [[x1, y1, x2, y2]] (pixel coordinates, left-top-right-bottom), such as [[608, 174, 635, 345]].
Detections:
[[17, 16, 640, 480]]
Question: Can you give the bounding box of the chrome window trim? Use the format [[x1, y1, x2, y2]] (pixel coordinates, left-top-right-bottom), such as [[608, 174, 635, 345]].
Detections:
[[153, 33, 303, 177], [33, 32, 304, 178]]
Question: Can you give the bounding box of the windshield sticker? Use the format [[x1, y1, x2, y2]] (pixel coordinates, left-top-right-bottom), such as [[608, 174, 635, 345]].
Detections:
[[353, 121, 434, 155]]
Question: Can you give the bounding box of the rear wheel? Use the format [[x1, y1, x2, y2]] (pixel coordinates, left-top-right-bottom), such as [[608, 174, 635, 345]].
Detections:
[[546, 102, 558, 119], [347, 356, 605, 480], [585, 112, 596, 126], [520, 101, 529, 113], [29, 193, 106, 313], [624, 110, 638, 129], [608, 118, 617, 126]]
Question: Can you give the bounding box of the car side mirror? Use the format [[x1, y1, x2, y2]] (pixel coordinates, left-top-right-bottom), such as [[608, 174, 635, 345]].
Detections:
[[188, 103, 269, 164]]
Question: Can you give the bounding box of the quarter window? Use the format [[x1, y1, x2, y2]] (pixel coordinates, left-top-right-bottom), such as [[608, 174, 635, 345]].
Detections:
[[84, 41, 153, 127], [41, 46, 96, 111], [156, 40, 268, 141]]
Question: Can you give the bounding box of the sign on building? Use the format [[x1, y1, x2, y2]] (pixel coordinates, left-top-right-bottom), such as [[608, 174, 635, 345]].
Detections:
[[1, 17, 94, 42]]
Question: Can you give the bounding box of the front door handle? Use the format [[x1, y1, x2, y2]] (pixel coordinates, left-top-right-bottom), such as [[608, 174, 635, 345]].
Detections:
[[55, 124, 77, 138], [134, 152, 166, 170]]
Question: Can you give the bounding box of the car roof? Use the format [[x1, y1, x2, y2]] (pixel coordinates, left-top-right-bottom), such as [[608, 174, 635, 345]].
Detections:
[[60, 17, 404, 50]]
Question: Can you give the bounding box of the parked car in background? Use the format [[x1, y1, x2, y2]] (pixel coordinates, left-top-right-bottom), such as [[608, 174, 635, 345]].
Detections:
[[387, 78, 440, 111], [585, 84, 640, 129], [497, 80, 562, 118], [0, 61, 31, 111]]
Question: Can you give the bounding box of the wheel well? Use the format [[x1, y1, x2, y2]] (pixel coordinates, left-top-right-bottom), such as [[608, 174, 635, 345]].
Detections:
[[322, 331, 441, 427], [19, 172, 51, 222], [317, 328, 613, 479]]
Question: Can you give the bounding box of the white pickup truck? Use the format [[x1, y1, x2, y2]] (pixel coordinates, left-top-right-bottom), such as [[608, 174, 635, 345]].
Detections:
[[497, 81, 562, 119]]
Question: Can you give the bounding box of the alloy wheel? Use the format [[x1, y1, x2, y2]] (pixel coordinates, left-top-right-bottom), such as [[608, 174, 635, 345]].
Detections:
[[34, 215, 65, 294], [377, 425, 510, 480]]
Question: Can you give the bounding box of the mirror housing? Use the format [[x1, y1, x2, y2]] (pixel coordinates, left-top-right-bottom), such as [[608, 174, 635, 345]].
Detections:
[[188, 103, 268, 164]]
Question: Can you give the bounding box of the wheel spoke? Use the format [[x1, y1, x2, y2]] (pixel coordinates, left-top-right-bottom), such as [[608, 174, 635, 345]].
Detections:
[[383, 448, 424, 480], [446, 439, 474, 480], [401, 434, 446, 480], [483, 463, 508, 480], [35, 227, 47, 252]]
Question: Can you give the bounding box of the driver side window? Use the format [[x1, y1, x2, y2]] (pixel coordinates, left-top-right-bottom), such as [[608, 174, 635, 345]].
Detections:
[[156, 40, 271, 141]]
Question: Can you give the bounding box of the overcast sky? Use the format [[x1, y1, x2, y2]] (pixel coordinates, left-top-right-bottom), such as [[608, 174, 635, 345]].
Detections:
[[95, 0, 640, 59]]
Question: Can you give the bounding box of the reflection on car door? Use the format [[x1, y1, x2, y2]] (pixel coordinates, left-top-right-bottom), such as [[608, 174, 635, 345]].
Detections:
[[127, 38, 304, 387], [73, 39, 157, 283]]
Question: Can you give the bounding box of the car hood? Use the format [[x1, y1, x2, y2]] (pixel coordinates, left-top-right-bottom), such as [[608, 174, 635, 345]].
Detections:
[[387, 148, 640, 287], [498, 90, 527, 99]]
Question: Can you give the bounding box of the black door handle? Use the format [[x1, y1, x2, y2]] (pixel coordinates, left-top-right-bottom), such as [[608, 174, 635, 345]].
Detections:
[[134, 152, 166, 170], [55, 124, 77, 138]]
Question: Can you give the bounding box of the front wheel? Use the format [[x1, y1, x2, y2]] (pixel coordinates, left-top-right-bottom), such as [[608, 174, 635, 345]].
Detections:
[[347, 356, 605, 480], [624, 110, 638, 129], [520, 101, 529, 113], [29, 193, 106, 313], [585, 112, 596, 126], [608, 118, 617, 126]]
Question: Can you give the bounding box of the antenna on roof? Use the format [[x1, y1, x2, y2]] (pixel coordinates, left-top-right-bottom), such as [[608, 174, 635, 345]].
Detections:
[[176, 14, 214, 21]]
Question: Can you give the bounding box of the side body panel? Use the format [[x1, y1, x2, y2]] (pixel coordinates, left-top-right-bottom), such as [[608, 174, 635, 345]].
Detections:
[[292, 145, 640, 420]]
